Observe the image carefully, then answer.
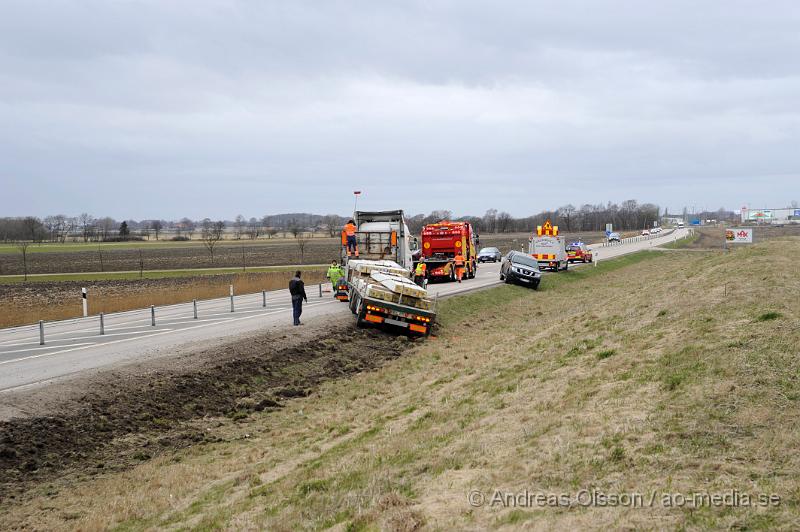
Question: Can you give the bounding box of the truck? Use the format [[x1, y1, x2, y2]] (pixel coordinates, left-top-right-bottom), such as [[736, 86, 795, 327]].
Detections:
[[343, 259, 436, 336], [337, 210, 436, 336], [419, 221, 477, 282], [340, 210, 416, 269], [528, 219, 568, 271]]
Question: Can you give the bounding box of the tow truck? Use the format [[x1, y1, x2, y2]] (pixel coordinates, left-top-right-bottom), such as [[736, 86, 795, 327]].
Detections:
[[419, 221, 477, 282], [566, 241, 593, 263]]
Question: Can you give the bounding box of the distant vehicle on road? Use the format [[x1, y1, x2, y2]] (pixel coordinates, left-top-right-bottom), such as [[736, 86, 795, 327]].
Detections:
[[651, 227, 662, 234], [677, 221, 685, 228], [500, 251, 542, 289], [608, 232, 621, 242], [477, 247, 502, 262], [566, 242, 593, 263], [641, 229, 650, 236], [528, 219, 568, 272]]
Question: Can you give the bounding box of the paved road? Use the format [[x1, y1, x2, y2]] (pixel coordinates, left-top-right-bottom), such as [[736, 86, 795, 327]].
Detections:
[[0, 228, 688, 393]]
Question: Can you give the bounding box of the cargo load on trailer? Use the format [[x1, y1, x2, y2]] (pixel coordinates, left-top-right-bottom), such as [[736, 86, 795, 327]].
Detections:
[[419, 221, 477, 282], [337, 210, 417, 302], [343, 259, 436, 336], [528, 219, 568, 271]]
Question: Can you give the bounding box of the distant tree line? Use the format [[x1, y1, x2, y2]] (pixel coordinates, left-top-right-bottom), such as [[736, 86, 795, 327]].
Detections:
[[0, 201, 739, 244]]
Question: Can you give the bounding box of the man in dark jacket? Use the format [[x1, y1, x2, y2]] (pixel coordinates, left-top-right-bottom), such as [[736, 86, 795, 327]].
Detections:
[[289, 271, 308, 326]]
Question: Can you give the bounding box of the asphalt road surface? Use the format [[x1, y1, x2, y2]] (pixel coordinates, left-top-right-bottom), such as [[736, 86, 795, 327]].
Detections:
[[0, 228, 687, 393]]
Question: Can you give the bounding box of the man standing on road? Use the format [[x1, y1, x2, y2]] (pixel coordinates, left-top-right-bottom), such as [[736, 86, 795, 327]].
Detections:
[[454, 253, 466, 283], [289, 271, 307, 326]]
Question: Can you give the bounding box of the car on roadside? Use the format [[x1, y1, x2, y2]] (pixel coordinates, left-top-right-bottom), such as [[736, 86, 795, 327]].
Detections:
[[652, 227, 662, 234], [641, 229, 650, 236], [477, 247, 502, 262], [608, 232, 621, 243], [566, 242, 593, 263], [500, 251, 542, 289]]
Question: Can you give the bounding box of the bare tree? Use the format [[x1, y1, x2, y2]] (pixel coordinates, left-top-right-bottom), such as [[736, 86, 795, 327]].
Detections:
[[16, 240, 31, 281], [557, 204, 576, 232], [150, 220, 164, 240], [78, 213, 94, 242], [294, 230, 311, 263], [266, 227, 279, 239], [288, 223, 302, 238], [247, 217, 260, 239], [496, 211, 512, 233], [201, 218, 225, 264], [483, 209, 498, 233], [234, 215, 246, 239], [321, 215, 340, 237]]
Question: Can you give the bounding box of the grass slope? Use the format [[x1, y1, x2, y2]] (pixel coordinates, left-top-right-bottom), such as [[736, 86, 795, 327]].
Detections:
[[2, 242, 799, 530]]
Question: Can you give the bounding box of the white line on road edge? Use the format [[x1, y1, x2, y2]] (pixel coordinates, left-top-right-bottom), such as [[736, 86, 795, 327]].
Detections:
[[0, 300, 342, 367], [0, 342, 94, 356]]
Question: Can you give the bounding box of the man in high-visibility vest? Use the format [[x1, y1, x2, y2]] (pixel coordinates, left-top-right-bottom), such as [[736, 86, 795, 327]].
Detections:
[[326, 260, 344, 293], [343, 219, 358, 256], [454, 253, 466, 283], [414, 262, 427, 287]]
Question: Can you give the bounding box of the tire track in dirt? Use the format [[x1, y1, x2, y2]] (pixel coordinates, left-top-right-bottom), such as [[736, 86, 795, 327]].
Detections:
[[0, 323, 417, 502]]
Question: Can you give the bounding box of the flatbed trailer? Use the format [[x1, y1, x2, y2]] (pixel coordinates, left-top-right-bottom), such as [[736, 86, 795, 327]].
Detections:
[[344, 260, 436, 337]]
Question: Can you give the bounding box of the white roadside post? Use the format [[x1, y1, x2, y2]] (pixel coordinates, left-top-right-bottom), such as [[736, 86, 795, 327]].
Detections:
[[82, 287, 88, 317], [193, 299, 198, 319], [151, 305, 156, 326], [39, 320, 45, 345], [230, 284, 235, 312], [262, 290, 267, 308], [100, 312, 105, 335], [319, 283, 322, 298]]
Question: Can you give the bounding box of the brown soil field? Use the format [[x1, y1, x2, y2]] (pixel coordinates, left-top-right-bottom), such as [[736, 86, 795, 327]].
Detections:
[[0, 239, 341, 275], [0, 320, 411, 504], [0, 232, 615, 276], [0, 269, 326, 328]]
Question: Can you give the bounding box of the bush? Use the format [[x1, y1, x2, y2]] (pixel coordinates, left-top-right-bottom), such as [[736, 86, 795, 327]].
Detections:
[[171, 236, 191, 241], [102, 236, 144, 242]]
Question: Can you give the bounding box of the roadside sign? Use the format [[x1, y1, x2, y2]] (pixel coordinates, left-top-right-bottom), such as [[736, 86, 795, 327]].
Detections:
[[605, 223, 613, 233], [725, 228, 753, 243]]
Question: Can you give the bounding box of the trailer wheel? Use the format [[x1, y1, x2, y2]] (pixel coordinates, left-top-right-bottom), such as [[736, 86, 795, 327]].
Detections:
[[355, 302, 367, 328]]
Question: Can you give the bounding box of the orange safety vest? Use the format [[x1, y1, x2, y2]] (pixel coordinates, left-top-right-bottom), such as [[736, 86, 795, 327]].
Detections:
[[344, 223, 357, 236], [454, 254, 465, 267]]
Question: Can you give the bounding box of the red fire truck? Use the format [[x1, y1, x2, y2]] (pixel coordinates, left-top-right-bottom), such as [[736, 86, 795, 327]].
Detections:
[[419, 221, 477, 282]]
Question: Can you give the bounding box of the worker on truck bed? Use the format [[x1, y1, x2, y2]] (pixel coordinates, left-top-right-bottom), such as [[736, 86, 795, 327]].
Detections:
[[326, 260, 344, 293], [343, 219, 358, 256], [454, 253, 466, 283], [414, 262, 427, 287]]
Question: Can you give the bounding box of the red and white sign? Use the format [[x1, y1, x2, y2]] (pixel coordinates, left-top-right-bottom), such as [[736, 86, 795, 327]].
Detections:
[[725, 228, 753, 243]]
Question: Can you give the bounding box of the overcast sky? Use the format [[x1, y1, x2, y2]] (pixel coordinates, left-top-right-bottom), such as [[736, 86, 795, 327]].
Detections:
[[1, 0, 798, 220]]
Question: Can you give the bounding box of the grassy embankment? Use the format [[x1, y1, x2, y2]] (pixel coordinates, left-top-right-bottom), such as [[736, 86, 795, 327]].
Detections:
[[3, 240, 799, 530]]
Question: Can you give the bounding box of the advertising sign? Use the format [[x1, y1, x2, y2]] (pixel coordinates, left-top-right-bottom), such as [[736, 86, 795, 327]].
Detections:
[[745, 210, 773, 221], [725, 228, 753, 243]]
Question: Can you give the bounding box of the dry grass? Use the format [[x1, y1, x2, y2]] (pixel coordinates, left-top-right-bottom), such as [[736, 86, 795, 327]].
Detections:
[[0, 269, 326, 327], [2, 240, 800, 530]]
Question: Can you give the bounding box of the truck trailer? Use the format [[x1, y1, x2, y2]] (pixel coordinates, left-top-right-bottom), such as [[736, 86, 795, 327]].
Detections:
[[419, 221, 477, 282]]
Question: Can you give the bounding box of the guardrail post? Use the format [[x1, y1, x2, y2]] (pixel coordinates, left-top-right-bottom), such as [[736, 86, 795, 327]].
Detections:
[[100, 312, 105, 335], [82, 287, 88, 317], [262, 290, 267, 308], [230, 284, 235, 312], [39, 320, 45, 345], [319, 283, 323, 298], [151, 305, 156, 326], [193, 299, 198, 319]]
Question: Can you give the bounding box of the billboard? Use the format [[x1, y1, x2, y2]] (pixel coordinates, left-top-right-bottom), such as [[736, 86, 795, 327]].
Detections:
[[726, 228, 753, 243], [744, 210, 773, 221]]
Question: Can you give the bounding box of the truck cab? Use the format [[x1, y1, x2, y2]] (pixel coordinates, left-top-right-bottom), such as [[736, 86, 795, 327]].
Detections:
[[419, 221, 477, 281]]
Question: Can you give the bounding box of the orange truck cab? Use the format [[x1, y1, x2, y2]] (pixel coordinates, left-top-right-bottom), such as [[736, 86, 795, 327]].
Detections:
[[419, 221, 477, 282]]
